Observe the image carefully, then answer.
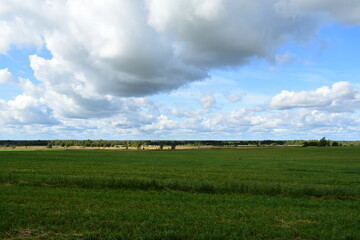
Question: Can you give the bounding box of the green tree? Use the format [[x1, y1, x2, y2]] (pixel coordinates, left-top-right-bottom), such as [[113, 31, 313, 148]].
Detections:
[[318, 137, 329, 147]]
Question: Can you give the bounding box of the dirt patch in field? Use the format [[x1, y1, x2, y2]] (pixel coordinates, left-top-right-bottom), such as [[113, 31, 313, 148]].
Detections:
[[274, 219, 318, 228], [2, 182, 13, 187], [6, 228, 50, 239]]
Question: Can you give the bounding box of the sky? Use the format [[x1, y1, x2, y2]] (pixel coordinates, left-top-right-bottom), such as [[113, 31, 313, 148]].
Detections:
[[0, 0, 360, 140]]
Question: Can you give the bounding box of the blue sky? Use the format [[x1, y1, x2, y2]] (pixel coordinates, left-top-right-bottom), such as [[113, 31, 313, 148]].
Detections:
[[1, 0, 360, 140]]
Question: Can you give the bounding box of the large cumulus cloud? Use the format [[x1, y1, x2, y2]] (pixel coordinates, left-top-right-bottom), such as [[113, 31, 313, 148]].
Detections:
[[1, 0, 360, 120], [146, 0, 320, 68]]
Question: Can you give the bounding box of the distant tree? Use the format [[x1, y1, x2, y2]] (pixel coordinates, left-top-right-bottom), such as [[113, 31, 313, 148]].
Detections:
[[303, 140, 319, 147], [318, 137, 330, 147], [332, 141, 339, 147], [137, 143, 142, 150]]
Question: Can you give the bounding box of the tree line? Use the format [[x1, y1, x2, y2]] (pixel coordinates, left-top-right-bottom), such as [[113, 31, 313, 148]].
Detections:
[[0, 138, 355, 148]]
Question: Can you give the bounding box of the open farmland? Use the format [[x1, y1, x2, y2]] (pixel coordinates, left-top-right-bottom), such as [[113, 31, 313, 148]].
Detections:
[[0, 147, 359, 239]]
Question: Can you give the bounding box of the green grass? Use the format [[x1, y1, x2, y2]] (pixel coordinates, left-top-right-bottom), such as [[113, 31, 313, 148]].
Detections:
[[0, 147, 359, 239]]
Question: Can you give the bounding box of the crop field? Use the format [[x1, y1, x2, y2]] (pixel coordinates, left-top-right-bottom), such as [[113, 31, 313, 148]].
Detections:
[[0, 147, 359, 240]]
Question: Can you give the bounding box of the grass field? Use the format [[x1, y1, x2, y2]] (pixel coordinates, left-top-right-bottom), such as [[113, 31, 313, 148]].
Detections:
[[0, 147, 359, 239]]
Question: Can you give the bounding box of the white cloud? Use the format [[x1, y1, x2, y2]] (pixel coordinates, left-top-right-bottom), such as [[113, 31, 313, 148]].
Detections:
[[0, 68, 15, 84], [141, 114, 177, 133], [224, 93, 244, 103], [147, 0, 320, 68], [270, 82, 360, 111], [200, 93, 216, 109], [0, 95, 57, 125], [0, 90, 359, 139], [0, 16, 42, 53]]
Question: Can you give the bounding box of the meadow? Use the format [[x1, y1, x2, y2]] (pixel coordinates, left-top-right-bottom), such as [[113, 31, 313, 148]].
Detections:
[[0, 147, 359, 239]]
